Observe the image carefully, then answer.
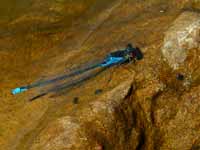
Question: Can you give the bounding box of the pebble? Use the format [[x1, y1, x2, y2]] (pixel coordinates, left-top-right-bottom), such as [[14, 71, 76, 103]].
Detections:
[[95, 89, 103, 95], [176, 73, 184, 81], [73, 97, 79, 104]]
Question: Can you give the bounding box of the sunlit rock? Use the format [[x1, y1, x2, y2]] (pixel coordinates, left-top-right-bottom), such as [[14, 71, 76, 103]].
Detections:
[[162, 11, 200, 69]]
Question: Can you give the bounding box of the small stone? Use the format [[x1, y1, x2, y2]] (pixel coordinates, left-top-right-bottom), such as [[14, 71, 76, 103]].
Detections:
[[176, 73, 184, 81], [73, 97, 79, 104], [95, 89, 103, 95]]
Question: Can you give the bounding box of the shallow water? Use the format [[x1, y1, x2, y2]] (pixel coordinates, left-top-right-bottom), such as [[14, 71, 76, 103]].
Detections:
[[0, 0, 200, 150], [0, 0, 32, 23]]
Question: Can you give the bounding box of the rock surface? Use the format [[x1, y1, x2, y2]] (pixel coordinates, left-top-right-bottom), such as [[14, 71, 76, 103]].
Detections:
[[30, 79, 136, 150], [0, 1, 200, 150], [162, 11, 200, 69]]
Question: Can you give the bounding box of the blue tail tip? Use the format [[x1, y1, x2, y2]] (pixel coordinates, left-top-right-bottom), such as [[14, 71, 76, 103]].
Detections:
[[12, 87, 27, 95]]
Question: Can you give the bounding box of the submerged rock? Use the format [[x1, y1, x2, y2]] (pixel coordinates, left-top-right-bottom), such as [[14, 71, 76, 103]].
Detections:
[[162, 11, 200, 69]]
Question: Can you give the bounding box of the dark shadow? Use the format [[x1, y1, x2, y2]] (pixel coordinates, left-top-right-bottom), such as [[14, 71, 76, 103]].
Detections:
[[29, 67, 108, 101], [29, 62, 101, 89], [136, 129, 145, 150]]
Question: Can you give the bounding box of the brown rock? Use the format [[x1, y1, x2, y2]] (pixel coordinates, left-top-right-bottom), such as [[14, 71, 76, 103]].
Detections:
[[30, 79, 138, 150], [1, 1, 200, 150], [162, 11, 200, 69]]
